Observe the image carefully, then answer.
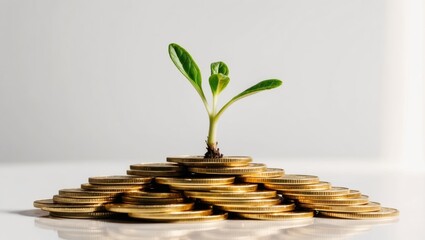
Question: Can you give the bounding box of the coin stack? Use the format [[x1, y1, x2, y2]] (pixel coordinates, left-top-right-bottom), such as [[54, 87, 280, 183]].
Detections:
[[34, 156, 399, 222], [34, 175, 152, 219]]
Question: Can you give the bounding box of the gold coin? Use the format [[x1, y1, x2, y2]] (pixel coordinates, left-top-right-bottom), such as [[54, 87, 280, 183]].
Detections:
[[239, 211, 314, 220], [170, 183, 258, 192], [88, 175, 152, 185], [299, 202, 381, 213], [241, 174, 320, 185], [167, 156, 252, 167], [33, 199, 102, 208], [122, 196, 185, 204], [283, 190, 362, 200], [124, 191, 183, 199], [41, 205, 104, 213], [241, 168, 285, 178], [298, 195, 369, 205], [155, 177, 235, 185], [58, 188, 121, 198], [127, 169, 184, 177], [104, 202, 194, 213], [202, 198, 281, 206], [320, 207, 399, 219], [81, 183, 144, 191], [129, 162, 184, 171], [279, 187, 350, 196], [189, 163, 266, 175], [53, 195, 115, 204], [50, 211, 116, 219], [218, 203, 295, 213], [264, 182, 331, 191], [184, 190, 276, 199], [128, 208, 213, 219]]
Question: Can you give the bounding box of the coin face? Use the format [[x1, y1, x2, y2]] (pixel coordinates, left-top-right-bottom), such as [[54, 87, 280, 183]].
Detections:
[[122, 196, 185, 205], [33, 199, 102, 208], [128, 208, 213, 220], [241, 174, 320, 185], [319, 207, 399, 219], [279, 187, 350, 196], [124, 191, 183, 199], [81, 183, 145, 191], [167, 156, 252, 167], [88, 176, 152, 185], [41, 205, 105, 213], [127, 170, 185, 177], [282, 190, 362, 200], [53, 195, 116, 204], [298, 195, 369, 205], [188, 163, 267, 175]]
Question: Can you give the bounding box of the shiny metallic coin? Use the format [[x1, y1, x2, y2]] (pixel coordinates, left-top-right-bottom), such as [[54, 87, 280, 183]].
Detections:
[[128, 208, 213, 220], [217, 203, 295, 213], [239, 211, 314, 220], [283, 190, 362, 200], [127, 169, 184, 177], [279, 187, 350, 196], [319, 207, 399, 219], [129, 162, 184, 171], [155, 177, 235, 185], [189, 163, 266, 175], [33, 199, 101, 208], [58, 188, 121, 198], [264, 182, 331, 191], [131, 213, 228, 223], [122, 196, 185, 204], [185, 190, 277, 200], [88, 175, 152, 185], [298, 195, 369, 205], [299, 202, 381, 213], [241, 168, 285, 178], [124, 191, 183, 199], [170, 183, 258, 192], [167, 156, 252, 167], [104, 202, 195, 213], [49, 211, 117, 219], [202, 198, 281, 206], [81, 183, 144, 192], [241, 174, 320, 185], [42, 205, 104, 213], [53, 195, 115, 204]]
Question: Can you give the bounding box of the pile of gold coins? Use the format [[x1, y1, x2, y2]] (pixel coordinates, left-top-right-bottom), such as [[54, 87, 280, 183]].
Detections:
[[34, 156, 399, 222]]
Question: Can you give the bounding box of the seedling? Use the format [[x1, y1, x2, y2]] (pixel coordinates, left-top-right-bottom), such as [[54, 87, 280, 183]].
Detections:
[[168, 43, 282, 158]]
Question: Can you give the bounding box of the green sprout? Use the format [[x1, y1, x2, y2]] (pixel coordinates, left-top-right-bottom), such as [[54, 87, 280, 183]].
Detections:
[[168, 43, 282, 158]]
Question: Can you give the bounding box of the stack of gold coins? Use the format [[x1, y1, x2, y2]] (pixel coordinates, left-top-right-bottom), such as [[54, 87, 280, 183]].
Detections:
[[163, 157, 315, 221], [34, 156, 399, 221], [34, 175, 152, 219], [241, 174, 399, 220]]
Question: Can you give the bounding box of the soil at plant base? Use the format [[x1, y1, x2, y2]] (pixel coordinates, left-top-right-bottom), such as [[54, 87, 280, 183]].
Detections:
[[204, 142, 223, 158]]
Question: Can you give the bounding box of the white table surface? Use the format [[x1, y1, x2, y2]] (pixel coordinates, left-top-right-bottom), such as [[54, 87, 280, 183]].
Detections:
[[1, 159, 424, 239]]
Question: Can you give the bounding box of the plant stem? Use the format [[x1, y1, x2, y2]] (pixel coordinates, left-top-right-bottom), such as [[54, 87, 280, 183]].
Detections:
[[207, 115, 217, 148]]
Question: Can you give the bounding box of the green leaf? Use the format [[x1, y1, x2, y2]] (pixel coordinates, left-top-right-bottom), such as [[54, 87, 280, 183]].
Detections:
[[209, 73, 230, 96], [231, 79, 282, 102], [211, 62, 229, 76], [168, 43, 202, 91]]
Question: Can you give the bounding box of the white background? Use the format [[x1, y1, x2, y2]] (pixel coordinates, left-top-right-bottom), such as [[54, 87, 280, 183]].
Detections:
[[2, 0, 423, 168], [0, 1, 424, 239]]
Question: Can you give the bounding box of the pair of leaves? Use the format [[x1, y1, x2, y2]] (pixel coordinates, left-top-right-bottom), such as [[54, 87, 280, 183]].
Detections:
[[168, 43, 282, 113]]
